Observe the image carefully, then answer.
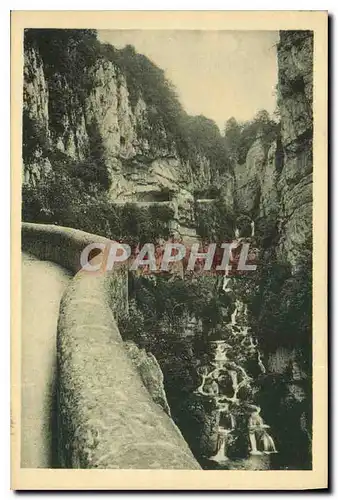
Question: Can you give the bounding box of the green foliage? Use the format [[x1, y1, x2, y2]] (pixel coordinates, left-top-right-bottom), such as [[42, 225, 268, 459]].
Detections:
[[224, 110, 279, 165], [101, 43, 188, 154], [22, 165, 174, 246], [224, 117, 241, 163], [73, 119, 110, 190], [22, 110, 50, 164], [254, 217, 279, 250], [181, 115, 231, 175], [22, 171, 107, 231], [110, 46, 231, 175], [195, 197, 237, 243], [248, 252, 312, 365], [121, 274, 233, 350], [120, 276, 207, 417]]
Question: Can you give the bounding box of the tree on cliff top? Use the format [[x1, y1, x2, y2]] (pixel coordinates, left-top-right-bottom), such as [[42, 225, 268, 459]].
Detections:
[[224, 109, 278, 165], [181, 115, 230, 174], [224, 117, 241, 163], [24, 28, 231, 179]]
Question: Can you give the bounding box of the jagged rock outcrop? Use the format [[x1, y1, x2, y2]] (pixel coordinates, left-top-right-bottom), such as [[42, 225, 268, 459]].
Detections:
[[259, 140, 280, 223], [276, 30, 313, 269], [23, 47, 53, 182], [24, 46, 180, 189], [234, 135, 281, 250], [124, 340, 171, 416], [234, 30, 313, 271], [243, 31, 313, 469], [235, 137, 270, 215]]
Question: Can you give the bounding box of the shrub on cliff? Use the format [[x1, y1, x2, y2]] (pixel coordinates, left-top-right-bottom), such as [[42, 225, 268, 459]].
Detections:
[[22, 167, 174, 247], [195, 197, 237, 243], [248, 252, 312, 367]]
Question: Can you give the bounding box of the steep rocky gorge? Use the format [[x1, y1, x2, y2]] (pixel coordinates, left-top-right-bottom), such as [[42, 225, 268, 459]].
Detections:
[[22, 29, 313, 470], [230, 30, 313, 469], [23, 29, 312, 269]]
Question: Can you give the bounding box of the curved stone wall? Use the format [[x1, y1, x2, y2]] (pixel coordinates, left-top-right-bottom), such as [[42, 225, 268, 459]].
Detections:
[[22, 222, 200, 469], [22, 222, 112, 274]]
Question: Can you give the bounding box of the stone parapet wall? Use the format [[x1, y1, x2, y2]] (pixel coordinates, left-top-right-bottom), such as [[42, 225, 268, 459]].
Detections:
[[21, 222, 200, 469]]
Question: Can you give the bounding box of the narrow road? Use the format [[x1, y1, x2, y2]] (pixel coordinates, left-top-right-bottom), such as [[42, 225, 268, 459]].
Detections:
[[21, 253, 71, 468]]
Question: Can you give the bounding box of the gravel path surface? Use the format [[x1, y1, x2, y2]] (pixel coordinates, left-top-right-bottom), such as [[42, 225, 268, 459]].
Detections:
[[21, 253, 71, 468]]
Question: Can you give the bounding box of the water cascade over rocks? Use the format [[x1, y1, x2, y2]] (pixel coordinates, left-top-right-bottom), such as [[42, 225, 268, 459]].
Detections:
[[195, 221, 277, 465]]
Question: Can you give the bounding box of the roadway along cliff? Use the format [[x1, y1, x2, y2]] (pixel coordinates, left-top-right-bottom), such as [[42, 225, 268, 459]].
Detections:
[[21, 253, 70, 467]]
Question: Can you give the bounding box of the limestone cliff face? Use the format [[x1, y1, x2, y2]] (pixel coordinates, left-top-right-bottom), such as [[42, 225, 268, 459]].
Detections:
[[235, 137, 279, 222], [276, 31, 313, 269], [23, 41, 226, 236], [23, 36, 237, 242], [23, 46, 52, 181], [235, 30, 313, 270], [234, 135, 281, 259], [24, 46, 175, 186]]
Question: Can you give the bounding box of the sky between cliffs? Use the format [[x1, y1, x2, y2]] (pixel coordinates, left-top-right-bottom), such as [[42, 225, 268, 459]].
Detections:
[[98, 30, 279, 132]]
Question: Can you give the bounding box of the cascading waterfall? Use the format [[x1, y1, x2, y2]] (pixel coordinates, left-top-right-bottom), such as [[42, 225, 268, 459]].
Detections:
[[195, 220, 277, 464], [248, 406, 277, 455]]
